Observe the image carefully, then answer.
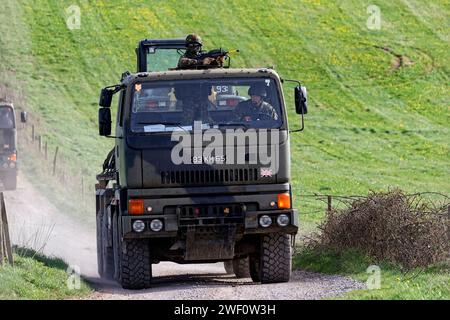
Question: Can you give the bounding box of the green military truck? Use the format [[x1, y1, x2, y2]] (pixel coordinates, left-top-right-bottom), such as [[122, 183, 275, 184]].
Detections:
[[95, 39, 308, 289], [0, 103, 26, 190]]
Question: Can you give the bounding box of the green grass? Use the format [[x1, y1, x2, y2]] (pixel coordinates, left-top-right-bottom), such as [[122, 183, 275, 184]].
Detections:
[[0, 0, 448, 299], [0, 249, 91, 300], [1, 0, 448, 209], [294, 248, 450, 300]]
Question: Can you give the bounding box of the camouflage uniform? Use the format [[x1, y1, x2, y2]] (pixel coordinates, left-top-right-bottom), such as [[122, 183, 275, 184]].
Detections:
[[234, 100, 279, 121], [178, 50, 204, 69], [178, 34, 205, 69]]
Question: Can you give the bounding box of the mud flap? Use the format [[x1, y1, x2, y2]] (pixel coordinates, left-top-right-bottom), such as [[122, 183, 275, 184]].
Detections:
[[185, 225, 236, 261]]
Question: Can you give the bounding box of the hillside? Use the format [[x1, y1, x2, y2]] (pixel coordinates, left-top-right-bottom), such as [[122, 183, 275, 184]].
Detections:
[[0, 0, 448, 222]]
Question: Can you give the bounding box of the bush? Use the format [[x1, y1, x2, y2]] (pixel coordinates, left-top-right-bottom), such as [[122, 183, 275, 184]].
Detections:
[[311, 189, 450, 269]]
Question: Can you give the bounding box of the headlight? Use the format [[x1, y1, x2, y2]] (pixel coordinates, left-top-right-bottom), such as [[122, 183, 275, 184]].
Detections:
[[150, 219, 163, 232], [277, 214, 290, 227], [259, 215, 272, 228], [132, 220, 146, 233]]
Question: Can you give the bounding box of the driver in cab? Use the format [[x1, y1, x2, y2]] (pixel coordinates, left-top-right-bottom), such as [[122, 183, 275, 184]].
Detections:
[[234, 85, 279, 122]]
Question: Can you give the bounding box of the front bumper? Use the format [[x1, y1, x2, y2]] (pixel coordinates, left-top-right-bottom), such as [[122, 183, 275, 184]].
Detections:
[[122, 208, 298, 239]]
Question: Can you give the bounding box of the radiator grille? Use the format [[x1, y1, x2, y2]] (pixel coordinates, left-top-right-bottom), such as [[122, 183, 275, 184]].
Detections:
[[161, 168, 259, 185]]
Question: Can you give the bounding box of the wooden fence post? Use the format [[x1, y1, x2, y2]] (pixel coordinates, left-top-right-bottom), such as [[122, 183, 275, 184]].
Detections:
[[38, 135, 42, 152], [0, 193, 13, 266], [327, 195, 332, 212], [81, 176, 84, 201], [52, 146, 59, 176], [447, 206, 450, 239], [45, 141, 48, 160], [31, 125, 35, 141], [0, 208, 4, 266]]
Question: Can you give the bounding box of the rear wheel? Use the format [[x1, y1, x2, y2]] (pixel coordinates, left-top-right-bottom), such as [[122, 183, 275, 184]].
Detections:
[[101, 206, 114, 279], [249, 254, 261, 282], [119, 238, 152, 289], [224, 261, 234, 274], [232, 257, 250, 278], [96, 210, 103, 277], [112, 208, 121, 281]]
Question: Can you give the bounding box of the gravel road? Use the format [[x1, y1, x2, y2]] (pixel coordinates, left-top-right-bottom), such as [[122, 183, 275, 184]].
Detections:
[[3, 172, 365, 300]]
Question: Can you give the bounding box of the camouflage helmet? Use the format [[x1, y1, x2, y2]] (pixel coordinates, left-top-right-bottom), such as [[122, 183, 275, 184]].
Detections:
[[248, 84, 267, 97], [185, 33, 202, 48]]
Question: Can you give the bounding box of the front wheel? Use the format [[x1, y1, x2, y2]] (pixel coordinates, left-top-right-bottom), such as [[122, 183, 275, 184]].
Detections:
[[118, 238, 152, 289], [251, 233, 292, 284]]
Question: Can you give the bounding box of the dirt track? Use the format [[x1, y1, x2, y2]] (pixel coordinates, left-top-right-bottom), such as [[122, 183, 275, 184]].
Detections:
[[3, 172, 364, 300]]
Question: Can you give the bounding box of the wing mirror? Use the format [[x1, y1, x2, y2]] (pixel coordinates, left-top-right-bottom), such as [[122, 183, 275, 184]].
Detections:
[[99, 88, 113, 108], [295, 86, 308, 115], [98, 108, 111, 136], [20, 111, 27, 123]]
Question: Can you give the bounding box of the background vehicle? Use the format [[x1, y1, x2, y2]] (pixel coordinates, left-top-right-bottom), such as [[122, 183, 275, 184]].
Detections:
[[0, 103, 26, 190], [95, 39, 308, 289]]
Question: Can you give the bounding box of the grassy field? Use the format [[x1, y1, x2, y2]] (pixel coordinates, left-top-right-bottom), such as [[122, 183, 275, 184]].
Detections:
[[294, 249, 450, 300], [0, 0, 448, 299], [0, 250, 91, 300]]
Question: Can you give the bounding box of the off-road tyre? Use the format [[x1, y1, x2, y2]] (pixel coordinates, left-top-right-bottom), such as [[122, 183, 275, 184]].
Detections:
[[249, 254, 261, 282], [96, 210, 103, 277], [232, 257, 251, 278], [101, 207, 114, 279], [112, 207, 121, 281], [224, 261, 234, 274], [119, 239, 152, 289], [260, 233, 291, 283]]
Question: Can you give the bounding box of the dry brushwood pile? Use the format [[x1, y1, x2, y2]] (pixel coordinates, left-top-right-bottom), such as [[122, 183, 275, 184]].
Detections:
[[313, 190, 450, 269]]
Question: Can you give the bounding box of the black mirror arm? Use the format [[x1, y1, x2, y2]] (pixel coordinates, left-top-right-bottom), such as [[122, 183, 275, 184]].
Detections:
[[289, 110, 305, 133], [282, 78, 301, 86], [104, 84, 123, 95], [101, 84, 123, 106]]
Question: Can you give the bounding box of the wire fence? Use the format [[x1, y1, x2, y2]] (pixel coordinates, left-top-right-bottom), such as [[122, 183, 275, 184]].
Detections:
[[17, 119, 95, 212], [298, 192, 450, 216]]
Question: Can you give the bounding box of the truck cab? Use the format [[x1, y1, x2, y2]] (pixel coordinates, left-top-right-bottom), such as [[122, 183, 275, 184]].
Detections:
[[95, 39, 308, 289], [0, 103, 26, 190]]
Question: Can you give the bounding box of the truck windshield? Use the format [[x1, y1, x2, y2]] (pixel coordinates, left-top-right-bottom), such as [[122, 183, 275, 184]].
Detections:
[[130, 77, 283, 133], [0, 107, 14, 129]]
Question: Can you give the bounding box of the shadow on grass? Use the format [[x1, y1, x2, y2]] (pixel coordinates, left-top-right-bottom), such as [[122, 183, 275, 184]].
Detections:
[[12, 245, 69, 271]]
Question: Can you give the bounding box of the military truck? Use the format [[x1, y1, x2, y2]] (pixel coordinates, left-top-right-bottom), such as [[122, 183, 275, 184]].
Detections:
[[0, 103, 26, 190], [95, 38, 308, 289]]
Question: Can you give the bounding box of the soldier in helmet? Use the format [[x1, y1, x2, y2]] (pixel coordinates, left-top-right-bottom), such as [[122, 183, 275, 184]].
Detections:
[[234, 84, 279, 122], [178, 34, 215, 69]]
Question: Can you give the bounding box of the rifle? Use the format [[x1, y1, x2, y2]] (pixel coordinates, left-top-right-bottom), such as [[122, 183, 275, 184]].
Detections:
[[195, 48, 240, 68]]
